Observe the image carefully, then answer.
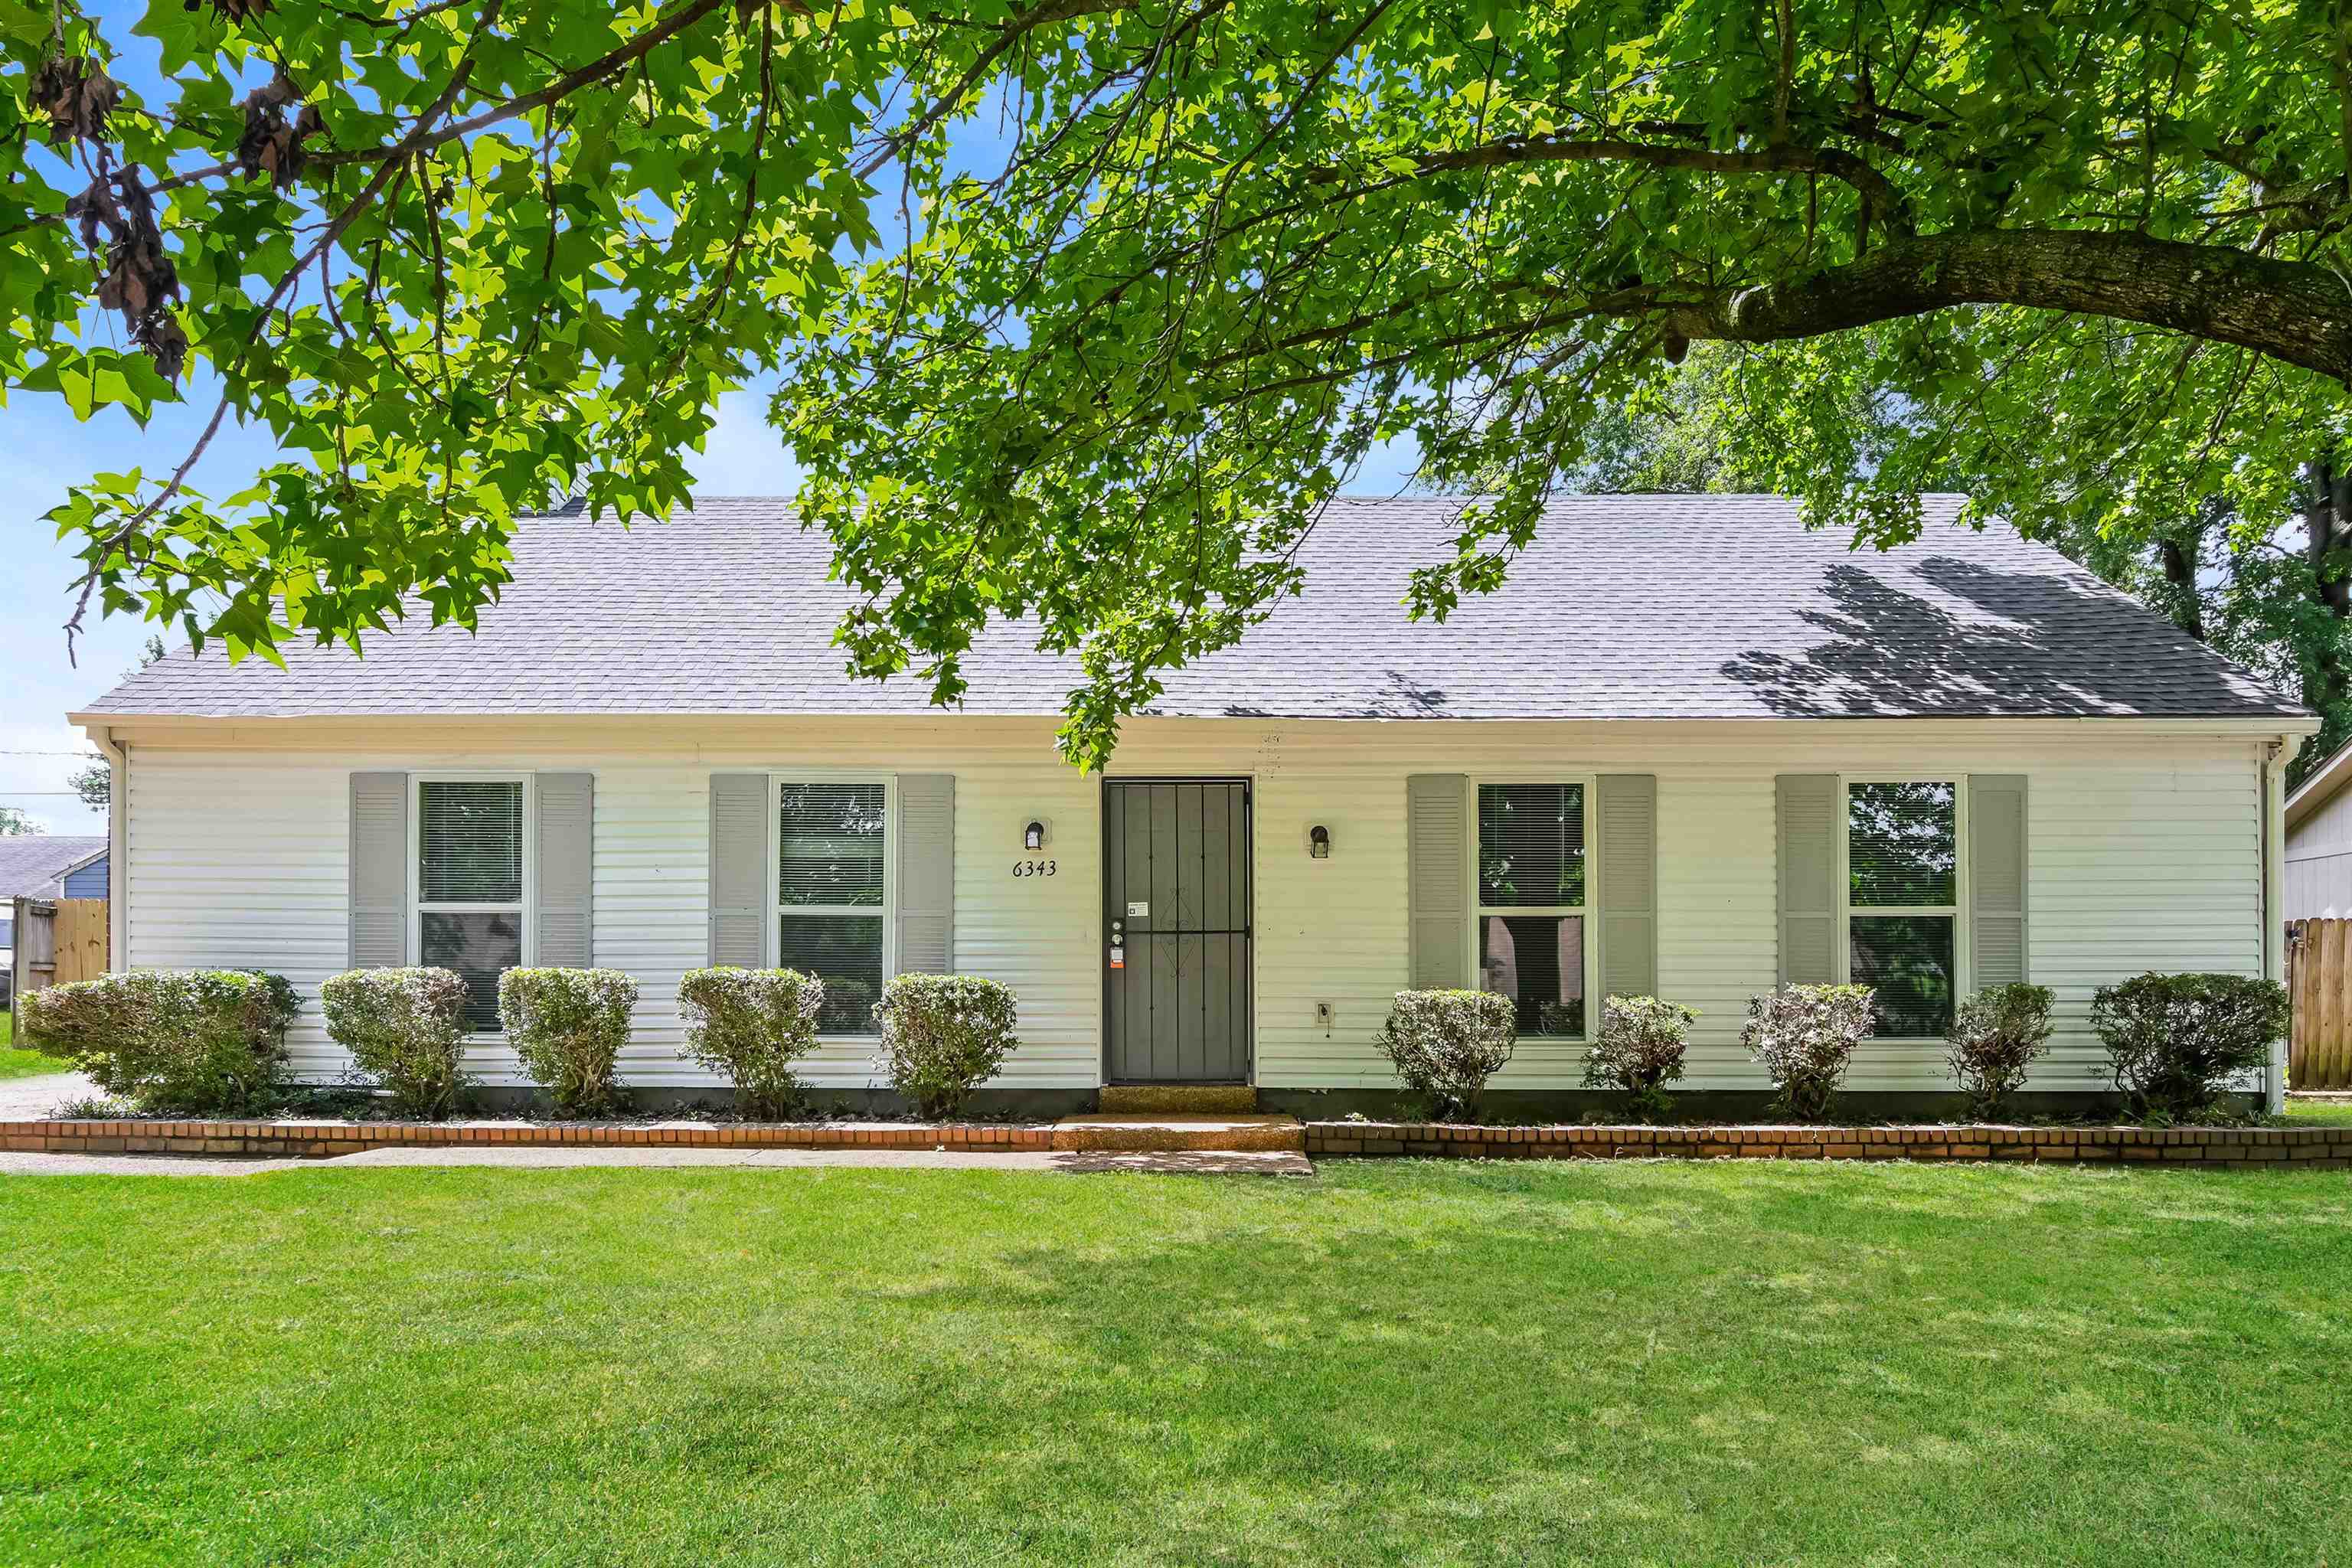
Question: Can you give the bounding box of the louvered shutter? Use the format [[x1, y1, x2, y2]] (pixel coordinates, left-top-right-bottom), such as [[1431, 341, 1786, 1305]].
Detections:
[[349, 772, 409, 968], [1776, 774, 1839, 985], [1968, 774, 2028, 987], [1596, 774, 1658, 1001], [535, 773, 594, 967], [1406, 774, 1470, 988], [894, 775, 955, 975], [708, 773, 769, 965]]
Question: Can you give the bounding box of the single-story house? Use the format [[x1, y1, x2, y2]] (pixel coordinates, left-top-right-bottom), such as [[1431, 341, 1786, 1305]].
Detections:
[[0, 835, 110, 1008], [70, 495, 2313, 1112]]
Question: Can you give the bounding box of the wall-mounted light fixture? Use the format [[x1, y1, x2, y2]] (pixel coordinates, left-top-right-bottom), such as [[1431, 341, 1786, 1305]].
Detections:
[[1308, 824, 1331, 860], [1024, 819, 1048, 851]]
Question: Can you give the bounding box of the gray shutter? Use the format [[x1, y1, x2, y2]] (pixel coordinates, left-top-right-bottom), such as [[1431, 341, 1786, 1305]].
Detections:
[[1596, 774, 1657, 1001], [1406, 774, 1470, 989], [349, 772, 409, 969], [1968, 774, 2028, 988], [708, 773, 768, 966], [1776, 774, 1839, 985], [895, 774, 955, 974], [535, 773, 594, 967]]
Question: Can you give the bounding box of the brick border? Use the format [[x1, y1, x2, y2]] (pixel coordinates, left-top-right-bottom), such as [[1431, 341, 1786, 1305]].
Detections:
[[5, 1116, 2347, 1166], [0, 1118, 1060, 1159], [1305, 1122, 2352, 1166]]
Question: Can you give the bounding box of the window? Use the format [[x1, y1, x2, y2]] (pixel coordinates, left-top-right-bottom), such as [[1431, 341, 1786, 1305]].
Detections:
[[779, 781, 889, 1034], [1475, 782, 1588, 1037], [1845, 779, 1959, 1037], [416, 778, 526, 1033]]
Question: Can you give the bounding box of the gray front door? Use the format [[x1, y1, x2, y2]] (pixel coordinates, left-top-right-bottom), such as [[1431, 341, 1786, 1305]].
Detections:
[[1104, 780, 1252, 1083]]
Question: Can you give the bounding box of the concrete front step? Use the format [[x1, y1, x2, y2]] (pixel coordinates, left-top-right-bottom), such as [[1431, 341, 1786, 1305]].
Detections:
[[1098, 1083, 1259, 1116], [1052, 1114, 1303, 1153]]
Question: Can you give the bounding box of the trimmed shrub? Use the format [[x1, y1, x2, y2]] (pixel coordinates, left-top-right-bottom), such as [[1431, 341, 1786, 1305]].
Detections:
[[2092, 972, 2288, 1119], [1742, 983, 1875, 1122], [871, 974, 1019, 1121], [1584, 995, 1698, 1121], [320, 967, 473, 1119], [499, 967, 637, 1118], [678, 966, 823, 1119], [19, 969, 298, 1114], [815, 975, 877, 1037], [1944, 983, 2056, 1121], [1374, 988, 1517, 1122]]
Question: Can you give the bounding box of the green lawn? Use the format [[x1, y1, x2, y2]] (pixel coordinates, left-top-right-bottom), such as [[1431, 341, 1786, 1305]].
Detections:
[[2285, 1096, 2352, 1127], [2, 1162, 2347, 1566]]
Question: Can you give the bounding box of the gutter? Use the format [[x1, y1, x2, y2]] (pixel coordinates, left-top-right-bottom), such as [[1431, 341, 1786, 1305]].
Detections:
[[82, 724, 126, 975], [2264, 735, 2289, 1112]]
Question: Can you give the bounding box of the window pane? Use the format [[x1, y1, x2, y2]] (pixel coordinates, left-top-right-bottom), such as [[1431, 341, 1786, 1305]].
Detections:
[[1848, 781, 1956, 906], [1851, 914, 1955, 1037], [420, 910, 521, 1033], [418, 780, 524, 903], [780, 783, 887, 908], [1478, 913, 1584, 1037], [780, 914, 886, 1033], [1478, 784, 1585, 907]]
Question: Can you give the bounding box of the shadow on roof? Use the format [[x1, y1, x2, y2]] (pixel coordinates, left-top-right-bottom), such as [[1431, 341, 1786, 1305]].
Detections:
[[1718, 557, 2275, 718]]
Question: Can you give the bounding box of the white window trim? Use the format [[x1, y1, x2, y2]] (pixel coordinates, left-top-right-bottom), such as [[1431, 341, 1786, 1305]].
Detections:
[[1466, 773, 1600, 1044], [1837, 773, 1969, 1042], [409, 772, 534, 1040], [770, 773, 897, 1041]]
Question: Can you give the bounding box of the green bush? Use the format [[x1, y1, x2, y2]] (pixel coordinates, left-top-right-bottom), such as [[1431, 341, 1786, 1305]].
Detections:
[[1584, 995, 1698, 1122], [18, 969, 298, 1114], [499, 968, 637, 1118], [1374, 988, 1517, 1122], [678, 967, 822, 1119], [2092, 972, 2288, 1119], [1741, 983, 1875, 1122], [871, 974, 1018, 1121], [320, 967, 473, 1119], [1944, 983, 2056, 1120]]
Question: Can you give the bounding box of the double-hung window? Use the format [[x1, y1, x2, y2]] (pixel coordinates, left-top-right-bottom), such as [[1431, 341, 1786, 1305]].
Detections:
[[415, 777, 528, 1034], [777, 779, 890, 1035], [1475, 781, 1589, 1038], [1844, 779, 1962, 1037]]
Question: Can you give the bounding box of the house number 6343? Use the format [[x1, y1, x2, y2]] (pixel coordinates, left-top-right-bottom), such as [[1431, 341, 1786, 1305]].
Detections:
[[1012, 859, 1057, 877]]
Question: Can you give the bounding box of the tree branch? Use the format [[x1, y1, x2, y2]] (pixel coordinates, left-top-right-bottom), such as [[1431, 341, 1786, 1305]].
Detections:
[[1644, 228, 2352, 381]]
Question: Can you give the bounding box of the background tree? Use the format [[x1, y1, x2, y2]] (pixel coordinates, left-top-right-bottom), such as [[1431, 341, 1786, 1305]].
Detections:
[[0, 807, 38, 837], [11, 0, 2352, 766]]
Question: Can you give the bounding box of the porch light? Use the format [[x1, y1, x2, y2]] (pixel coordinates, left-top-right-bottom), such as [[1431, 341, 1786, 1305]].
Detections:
[[1024, 819, 1047, 851], [1308, 825, 1331, 860]]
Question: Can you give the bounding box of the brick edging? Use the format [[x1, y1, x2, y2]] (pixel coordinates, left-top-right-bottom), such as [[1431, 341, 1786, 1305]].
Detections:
[[1304, 1122, 2352, 1166], [1, 1118, 1060, 1159]]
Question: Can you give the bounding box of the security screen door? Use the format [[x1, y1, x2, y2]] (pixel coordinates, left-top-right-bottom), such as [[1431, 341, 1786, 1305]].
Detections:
[[1102, 780, 1253, 1083]]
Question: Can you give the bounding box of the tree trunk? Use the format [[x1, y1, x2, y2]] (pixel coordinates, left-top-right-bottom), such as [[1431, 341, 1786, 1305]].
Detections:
[[2307, 459, 2352, 713], [2158, 531, 2206, 642]]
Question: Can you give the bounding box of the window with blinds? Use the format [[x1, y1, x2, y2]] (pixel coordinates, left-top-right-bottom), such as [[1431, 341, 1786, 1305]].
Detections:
[[1846, 780, 1958, 1037], [416, 779, 526, 1032], [1475, 782, 1587, 1037], [778, 782, 889, 1033]]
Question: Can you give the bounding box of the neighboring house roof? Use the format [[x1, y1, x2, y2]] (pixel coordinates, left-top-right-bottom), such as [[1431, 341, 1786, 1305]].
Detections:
[[77, 494, 2306, 724], [2288, 736, 2352, 831], [0, 836, 109, 900]]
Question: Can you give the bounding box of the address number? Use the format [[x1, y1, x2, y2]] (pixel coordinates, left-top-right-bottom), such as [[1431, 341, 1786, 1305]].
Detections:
[[1012, 859, 1058, 877]]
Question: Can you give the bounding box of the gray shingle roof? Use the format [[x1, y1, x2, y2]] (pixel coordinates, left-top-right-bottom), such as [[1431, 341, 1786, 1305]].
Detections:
[[79, 494, 2304, 723], [0, 837, 108, 900]]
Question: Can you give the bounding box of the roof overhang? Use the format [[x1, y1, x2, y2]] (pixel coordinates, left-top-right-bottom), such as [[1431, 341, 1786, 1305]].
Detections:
[[2288, 734, 2352, 831]]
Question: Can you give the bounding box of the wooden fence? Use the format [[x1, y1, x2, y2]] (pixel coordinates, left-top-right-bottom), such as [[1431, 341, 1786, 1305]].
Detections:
[[8, 897, 109, 1013], [2289, 919, 2352, 1090]]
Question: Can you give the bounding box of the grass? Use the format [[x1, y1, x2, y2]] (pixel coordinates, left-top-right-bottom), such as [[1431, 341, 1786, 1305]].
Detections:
[[2, 1163, 2347, 1566], [0, 1004, 78, 1080], [2284, 1096, 2352, 1127]]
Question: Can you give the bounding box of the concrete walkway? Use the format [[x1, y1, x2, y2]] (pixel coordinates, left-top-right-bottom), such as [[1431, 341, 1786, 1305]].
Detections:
[[0, 1070, 97, 1120], [0, 1145, 1315, 1178]]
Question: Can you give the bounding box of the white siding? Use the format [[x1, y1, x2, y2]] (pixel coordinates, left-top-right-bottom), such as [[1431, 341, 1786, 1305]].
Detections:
[[116, 716, 2277, 1095]]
